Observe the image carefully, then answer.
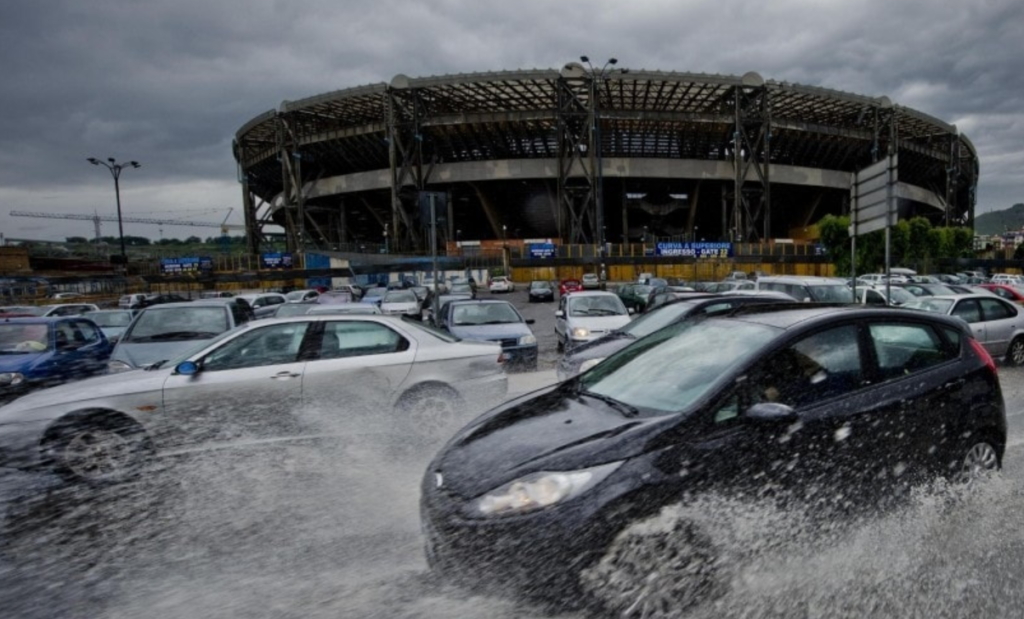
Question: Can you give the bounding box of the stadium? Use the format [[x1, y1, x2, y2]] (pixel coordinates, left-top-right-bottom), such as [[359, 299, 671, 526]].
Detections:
[[233, 63, 978, 257]]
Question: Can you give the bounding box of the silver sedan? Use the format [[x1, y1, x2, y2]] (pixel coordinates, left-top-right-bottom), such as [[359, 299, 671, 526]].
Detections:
[[903, 293, 1024, 365], [0, 315, 507, 483]]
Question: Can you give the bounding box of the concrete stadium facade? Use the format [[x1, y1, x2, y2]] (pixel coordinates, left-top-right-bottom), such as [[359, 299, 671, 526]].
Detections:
[[233, 66, 978, 255]]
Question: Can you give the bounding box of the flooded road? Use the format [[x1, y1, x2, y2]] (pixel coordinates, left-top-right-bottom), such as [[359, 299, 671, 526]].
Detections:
[[3, 346, 1024, 617]]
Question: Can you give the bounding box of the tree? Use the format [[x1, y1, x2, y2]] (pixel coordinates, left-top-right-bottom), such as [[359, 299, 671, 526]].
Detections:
[[816, 215, 976, 274]]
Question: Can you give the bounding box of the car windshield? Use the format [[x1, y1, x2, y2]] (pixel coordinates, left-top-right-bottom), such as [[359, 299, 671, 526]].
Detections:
[[452, 303, 521, 325], [578, 318, 780, 415], [808, 285, 855, 303], [383, 290, 417, 303], [531, 281, 551, 290], [124, 307, 229, 342], [399, 316, 460, 342], [285, 291, 312, 301], [904, 298, 955, 314], [163, 323, 250, 368], [568, 295, 627, 316], [0, 323, 50, 353], [886, 288, 917, 305], [449, 284, 472, 294], [620, 302, 696, 337], [364, 288, 387, 299], [83, 311, 133, 327]]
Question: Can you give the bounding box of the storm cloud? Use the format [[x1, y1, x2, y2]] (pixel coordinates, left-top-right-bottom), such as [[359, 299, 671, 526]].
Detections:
[[1, 0, 1021, 240]]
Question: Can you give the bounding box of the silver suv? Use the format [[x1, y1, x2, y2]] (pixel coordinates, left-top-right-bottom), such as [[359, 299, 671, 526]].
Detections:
[[756, 275, 854, 303]]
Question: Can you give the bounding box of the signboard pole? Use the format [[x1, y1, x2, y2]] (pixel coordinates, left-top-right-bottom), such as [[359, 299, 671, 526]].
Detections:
[[431, 193, 439, 321]]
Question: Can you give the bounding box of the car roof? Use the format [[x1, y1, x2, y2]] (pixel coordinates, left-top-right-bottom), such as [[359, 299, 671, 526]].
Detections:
[[446, 299, 512, 306], [566, 290, 619, 298], [722, 303, 964, 330], [138, 301, 230, 309], [0, 316, 62, 324]]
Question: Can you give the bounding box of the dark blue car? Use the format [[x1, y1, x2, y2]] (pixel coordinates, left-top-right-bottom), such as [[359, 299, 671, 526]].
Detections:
[[0, 317, 113, 405]]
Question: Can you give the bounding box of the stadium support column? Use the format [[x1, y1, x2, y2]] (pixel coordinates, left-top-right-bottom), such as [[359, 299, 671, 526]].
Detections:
[[388, 75, 432, 251], [730, 72, 771, 243], [557, 64, 596, 245]]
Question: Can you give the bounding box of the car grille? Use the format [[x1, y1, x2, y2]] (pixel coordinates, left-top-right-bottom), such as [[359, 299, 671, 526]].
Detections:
[[498, 338, 518, 348]]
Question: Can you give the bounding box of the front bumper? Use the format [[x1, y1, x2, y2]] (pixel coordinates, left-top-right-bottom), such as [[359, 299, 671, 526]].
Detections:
[[500, 344, 538, 370], [420, 479, 625, 596], [0, 418, 51, 469]]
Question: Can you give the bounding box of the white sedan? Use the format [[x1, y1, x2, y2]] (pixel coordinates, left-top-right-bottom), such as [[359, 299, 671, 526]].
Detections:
[[0, 315, 507, 483], [489, 277, 515, 293]]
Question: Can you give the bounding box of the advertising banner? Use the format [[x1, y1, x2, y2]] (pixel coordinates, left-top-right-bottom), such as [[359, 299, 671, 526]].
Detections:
[[655, 242, 733, 258], [528, 243, 556, 258], [260, 252, 293, 269], [159, 256, 212, 274]]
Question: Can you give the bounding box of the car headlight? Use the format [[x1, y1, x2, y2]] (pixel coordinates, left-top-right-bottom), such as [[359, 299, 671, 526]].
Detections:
[[571, 327, 590, 339], [470, 461, 623, 517], [0, 372, 25, 386], [107, 360, 134, 373], [518, 334, 537, 345], [578, 357, 606, 374]]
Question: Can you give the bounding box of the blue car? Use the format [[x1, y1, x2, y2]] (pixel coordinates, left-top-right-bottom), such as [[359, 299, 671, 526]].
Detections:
[[0, 317, 114, 405], [435, 299, 537, 371]]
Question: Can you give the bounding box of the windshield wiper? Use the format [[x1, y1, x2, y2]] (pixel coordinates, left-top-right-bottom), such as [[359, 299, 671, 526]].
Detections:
[[578, 389, 640, 418]]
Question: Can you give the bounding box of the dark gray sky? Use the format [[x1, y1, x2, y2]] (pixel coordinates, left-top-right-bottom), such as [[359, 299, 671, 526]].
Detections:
[[2, 0, 1022, 241]]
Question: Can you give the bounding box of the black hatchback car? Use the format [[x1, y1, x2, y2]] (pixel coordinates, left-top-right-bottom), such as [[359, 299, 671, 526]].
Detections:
[[421, 305, 1006, 607]]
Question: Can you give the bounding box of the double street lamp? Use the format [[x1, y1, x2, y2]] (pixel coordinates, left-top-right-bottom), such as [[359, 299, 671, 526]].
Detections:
[[87, 157, 141, 268]]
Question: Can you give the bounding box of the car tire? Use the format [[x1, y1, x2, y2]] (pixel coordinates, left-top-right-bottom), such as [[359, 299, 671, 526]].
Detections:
[[954, 433, 1001, 483], [396, 385, 464, 442], [580, 519, 720, 618], [1007, 336, 1024, 366], [42, 416, 149, 484]]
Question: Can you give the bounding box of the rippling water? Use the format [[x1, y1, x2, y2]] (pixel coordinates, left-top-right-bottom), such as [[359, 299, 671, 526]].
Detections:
[[3, 387, 1024, 618]]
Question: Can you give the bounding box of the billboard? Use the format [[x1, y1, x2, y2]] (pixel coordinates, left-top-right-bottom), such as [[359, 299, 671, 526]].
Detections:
[[528, 243, 556, 258], [655, 242, 733, 258], [260, 252, 293, 269], [159, 256, 213, 275]]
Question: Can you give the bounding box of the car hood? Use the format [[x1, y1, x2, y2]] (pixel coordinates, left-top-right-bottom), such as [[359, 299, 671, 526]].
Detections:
[[112, 340, 207, 369], [435, 387, 678, 498], [448, 323, 531, 341], [0, 351, 52, 373], [0, 368, 171, 421], [570, 314, 632, 332], [562, 333, 633, 363]]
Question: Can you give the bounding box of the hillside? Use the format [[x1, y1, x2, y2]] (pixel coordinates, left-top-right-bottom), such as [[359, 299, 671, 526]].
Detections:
[[975, 203, 1024, 235]]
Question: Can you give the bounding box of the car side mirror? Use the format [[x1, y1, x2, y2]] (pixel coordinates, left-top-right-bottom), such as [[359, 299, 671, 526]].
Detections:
[[744, 402, 798, 423], [525, 318, 535, 325], [555, 310, 565, 318], [628, 308, 636, 315], [175, 360, 200, 376]]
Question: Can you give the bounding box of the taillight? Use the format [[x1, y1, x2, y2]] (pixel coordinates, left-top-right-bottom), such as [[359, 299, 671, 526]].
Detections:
[[968, 337, 997, 375]]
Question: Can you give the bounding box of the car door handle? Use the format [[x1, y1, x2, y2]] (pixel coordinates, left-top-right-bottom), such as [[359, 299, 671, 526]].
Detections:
[[270, 371, 300, 379], [943, 378, 966, 391]]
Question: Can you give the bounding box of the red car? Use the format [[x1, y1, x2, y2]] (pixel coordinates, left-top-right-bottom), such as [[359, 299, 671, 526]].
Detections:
[[558, 279, 583, 296], [979, 283, 1024, 304]]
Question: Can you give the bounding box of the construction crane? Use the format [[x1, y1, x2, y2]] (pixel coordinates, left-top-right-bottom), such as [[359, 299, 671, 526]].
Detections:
[[9, 209, 244, 243]]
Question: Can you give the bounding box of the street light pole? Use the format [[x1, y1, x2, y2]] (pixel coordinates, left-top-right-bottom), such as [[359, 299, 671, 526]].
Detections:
[[87, 157, 140, 269]]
